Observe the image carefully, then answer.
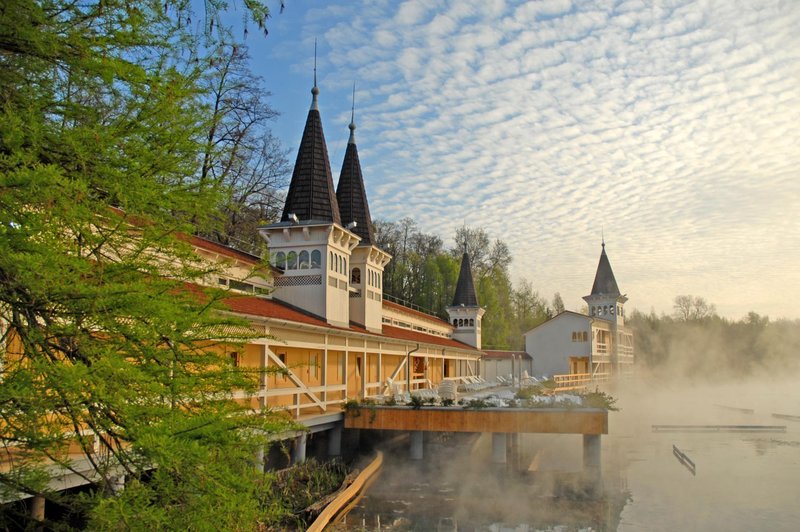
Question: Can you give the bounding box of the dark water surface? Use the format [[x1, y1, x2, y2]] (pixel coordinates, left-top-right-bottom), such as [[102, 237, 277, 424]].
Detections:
[[334, 379, 800, 531]]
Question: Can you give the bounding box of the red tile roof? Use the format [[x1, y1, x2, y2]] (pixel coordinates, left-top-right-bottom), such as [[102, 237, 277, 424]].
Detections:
[[221, 295, 478, 353], [381, 325, 478, 351], [189, 235, 262, 265], [382, 300, 451, 327]]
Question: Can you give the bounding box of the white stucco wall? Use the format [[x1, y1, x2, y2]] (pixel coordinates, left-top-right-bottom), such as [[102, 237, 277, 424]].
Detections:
[[524, 312, 592, 378]]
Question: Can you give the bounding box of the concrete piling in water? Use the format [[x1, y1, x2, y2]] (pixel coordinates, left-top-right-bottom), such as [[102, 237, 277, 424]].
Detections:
[[30, 495, 45, 529], [292, 433, 308, 464], [410, 431, 424, 460], [327, 424, 343, 457], [583, 434, 601, 490], [492, 433, 507, 464]]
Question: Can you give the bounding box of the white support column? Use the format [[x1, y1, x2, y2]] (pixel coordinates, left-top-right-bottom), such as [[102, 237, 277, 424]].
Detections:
[[509, 433, 520, 473], [292, 433, 308, 464], [491, 433, 507, 464], [583, 434, 602, 490], [377, 352, 382, 395], [343, 351, 348, 399], [360, 352, 367, 399], [30, 495, 45, 526], [410, 431, 424, 460], [322, 335, 329, 407], [259, 344, 268, 409], [110, 475, 125, 495], [327, 425, 342, 457], [254, 446, 265, 473]]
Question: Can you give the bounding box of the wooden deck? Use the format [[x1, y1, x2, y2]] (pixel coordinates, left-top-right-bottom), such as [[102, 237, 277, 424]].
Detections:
[[344, 406, 607, 435]]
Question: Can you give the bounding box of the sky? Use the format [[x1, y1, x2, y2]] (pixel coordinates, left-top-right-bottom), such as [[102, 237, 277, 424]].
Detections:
[[227, 0, 800, 320]]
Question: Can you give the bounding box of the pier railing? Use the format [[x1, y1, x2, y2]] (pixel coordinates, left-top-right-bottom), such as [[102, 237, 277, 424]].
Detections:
[[552, 372, 609, 392]]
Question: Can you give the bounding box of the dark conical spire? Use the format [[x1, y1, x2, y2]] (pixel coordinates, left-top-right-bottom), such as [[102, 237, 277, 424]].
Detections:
[[336, 84, 374, 244], [281, 68, 341, 224], [452, 251, 479, 307], [589, 240, 621, 296]]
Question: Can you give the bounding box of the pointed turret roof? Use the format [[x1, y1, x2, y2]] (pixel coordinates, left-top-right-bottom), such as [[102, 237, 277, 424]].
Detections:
[[336, 92, 374, 244], [589, 241, 621, 296], [452, 251, 479, 307], [281, 82, 341, 225]]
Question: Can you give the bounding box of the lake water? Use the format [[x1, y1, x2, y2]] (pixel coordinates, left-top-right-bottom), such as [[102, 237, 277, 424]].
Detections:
[[335, 377, 800, 531]]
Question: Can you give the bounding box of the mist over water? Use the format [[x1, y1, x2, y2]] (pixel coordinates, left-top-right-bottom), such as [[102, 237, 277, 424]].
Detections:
[[337, 374, 800, 531], [612, 375, 800, 531]]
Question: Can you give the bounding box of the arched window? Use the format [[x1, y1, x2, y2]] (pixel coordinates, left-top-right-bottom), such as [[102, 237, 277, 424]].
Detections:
[[343, 257, 347, 273], [603, 305, 608, 315], [583, 331, 588, 342], [298, 250, 309, 269], [453, 319, 458, 326], [286, 251, 297, 270], [351, 267, 361, 284], [610, 306, 615, 315], [275, 251, 286, 269], [469, 319, 474, 327], [329, 251, 334, 270], [310, 250, 321, 269]]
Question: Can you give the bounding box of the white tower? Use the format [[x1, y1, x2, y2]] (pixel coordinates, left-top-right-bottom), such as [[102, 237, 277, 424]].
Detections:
[[260, 78, 360, 328], [446, 251, 485, 349], [582, 240, 627, 325], [335, 95, 391, 333]]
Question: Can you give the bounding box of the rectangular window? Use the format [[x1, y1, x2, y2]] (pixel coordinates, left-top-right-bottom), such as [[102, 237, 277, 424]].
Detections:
[[229, 280, 254, 293]]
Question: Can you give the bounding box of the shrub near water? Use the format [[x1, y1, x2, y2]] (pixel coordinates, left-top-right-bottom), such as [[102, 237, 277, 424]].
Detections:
[[259, 459, 347, 529]]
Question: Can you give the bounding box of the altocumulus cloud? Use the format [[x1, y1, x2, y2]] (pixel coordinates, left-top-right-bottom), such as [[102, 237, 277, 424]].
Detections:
[[274, 0, 800, 320]]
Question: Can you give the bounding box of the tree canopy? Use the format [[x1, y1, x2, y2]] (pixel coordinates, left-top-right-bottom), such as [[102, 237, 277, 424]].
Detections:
[[0, 1, 294, 528], [374, 219, 552, 349]]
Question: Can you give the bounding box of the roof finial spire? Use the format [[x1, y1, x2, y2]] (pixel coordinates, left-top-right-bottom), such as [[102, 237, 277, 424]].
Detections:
[[348, 81, 356, 144], [310, 39, 319, 111], [601, 226, 605, 249]]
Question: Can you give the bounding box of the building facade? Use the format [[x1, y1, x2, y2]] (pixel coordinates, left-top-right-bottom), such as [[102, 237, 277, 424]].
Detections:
[[203, 79, 485, 419], [524, 242, 634, 380]]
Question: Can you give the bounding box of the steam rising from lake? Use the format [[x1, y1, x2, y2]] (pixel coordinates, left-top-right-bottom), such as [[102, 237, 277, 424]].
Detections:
[[340, 373, 800, 530]]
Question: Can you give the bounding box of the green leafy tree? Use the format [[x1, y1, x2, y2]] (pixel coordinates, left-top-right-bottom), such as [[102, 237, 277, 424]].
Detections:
[[0, 1, 292, 528]]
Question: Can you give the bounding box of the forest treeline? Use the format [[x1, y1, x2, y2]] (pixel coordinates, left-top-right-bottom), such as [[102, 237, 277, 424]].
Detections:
[[628, 300, 800, 379], [373, 218, 563, 350]]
